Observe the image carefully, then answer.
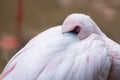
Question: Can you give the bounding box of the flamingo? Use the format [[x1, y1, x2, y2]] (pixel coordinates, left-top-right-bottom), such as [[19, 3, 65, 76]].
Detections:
[[0, 13, 120, 80]]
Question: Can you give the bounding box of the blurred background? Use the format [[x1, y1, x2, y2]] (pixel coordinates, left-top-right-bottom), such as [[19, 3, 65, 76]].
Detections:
[[0, 0, 120, 73]]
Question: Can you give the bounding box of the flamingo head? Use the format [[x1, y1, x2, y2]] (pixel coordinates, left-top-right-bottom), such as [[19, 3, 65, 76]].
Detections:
[[62, 13, 100, 40]]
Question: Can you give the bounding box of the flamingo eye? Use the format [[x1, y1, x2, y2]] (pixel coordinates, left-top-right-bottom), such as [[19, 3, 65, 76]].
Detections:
[[70, 26, 81, 34], [75, 26, 81, 33]]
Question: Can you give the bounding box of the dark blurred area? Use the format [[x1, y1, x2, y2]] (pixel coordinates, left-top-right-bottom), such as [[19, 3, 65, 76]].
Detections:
[[0, 0, 120, 73]]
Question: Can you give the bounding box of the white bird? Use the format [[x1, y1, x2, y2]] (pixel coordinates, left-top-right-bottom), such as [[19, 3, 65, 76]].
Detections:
[[0, 13, 120, 80]]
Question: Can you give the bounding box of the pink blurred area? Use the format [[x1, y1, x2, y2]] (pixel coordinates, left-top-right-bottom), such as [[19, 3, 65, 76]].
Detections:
[[0, 0, 120, 73], [0, 35, 19, 51]]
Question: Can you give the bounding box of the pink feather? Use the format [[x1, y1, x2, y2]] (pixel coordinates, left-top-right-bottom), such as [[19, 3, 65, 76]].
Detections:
[[0, 13, 120, 80]]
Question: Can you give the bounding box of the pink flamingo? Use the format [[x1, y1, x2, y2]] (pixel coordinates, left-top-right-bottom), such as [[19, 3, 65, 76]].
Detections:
[[0, 13, 120, 80]]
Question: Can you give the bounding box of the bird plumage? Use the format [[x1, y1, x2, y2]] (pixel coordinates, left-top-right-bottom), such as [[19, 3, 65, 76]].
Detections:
[[0, 13, 120, 80]]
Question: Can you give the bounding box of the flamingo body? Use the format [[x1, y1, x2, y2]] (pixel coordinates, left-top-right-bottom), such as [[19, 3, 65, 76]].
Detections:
[[0, 13, 120, 80]]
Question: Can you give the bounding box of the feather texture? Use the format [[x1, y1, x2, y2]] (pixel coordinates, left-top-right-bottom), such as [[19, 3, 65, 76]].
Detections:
[[0, 13, 120, 80]]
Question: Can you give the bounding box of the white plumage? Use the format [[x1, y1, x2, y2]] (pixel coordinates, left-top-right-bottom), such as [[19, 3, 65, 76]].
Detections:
[[0, 13, 120, 80]]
